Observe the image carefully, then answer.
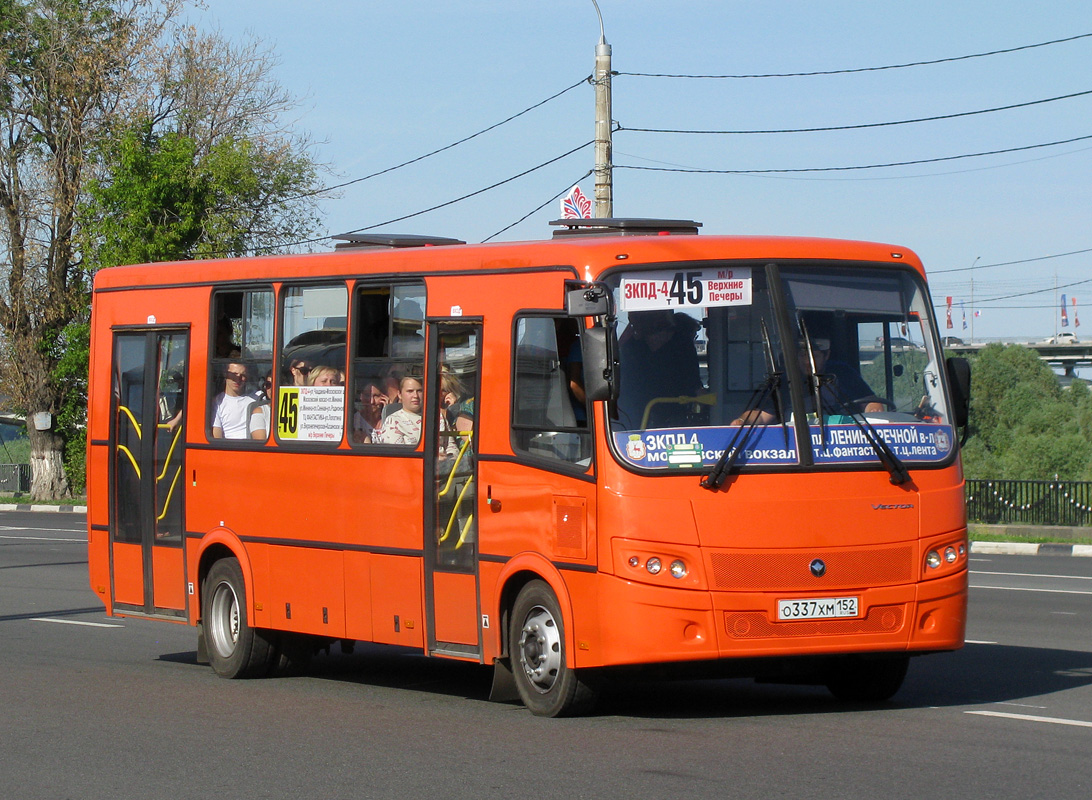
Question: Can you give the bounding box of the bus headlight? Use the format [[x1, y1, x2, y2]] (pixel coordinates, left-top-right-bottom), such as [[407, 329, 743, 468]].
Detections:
[[669, 560, 687, 579], [944, 546, 957, 564], [925, 550, 942, 569], [646, 557, 662, 575]]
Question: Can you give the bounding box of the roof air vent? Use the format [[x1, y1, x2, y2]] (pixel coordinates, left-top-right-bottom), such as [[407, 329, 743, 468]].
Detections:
[[332, 233, 466, 250], [549, 217, 702, 238]]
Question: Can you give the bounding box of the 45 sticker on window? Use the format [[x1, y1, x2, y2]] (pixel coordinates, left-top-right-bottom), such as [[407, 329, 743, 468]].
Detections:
[[277, 388, 300, 438], [620, 267, 752, 312], [276, 386, 344, 443]]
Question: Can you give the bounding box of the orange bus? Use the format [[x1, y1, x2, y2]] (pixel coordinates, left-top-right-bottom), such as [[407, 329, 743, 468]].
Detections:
[[87, 218, 971, 716]]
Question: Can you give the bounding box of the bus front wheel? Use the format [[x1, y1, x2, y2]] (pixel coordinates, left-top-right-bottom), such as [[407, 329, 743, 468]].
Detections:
[[510, 580, 597, 717], [203, 557, 275, 679], [825, 655, 909, 702]]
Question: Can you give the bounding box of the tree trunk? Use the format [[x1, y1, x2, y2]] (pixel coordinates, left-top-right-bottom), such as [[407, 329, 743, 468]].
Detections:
[[28, 424, 71, 501]]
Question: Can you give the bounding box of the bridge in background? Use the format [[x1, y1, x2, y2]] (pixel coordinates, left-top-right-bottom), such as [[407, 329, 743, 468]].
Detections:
[[944, 341, 1092, 375]]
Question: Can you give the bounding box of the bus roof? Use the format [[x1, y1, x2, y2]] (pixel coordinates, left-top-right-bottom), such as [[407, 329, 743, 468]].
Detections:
[[91, 229, 924, 292]]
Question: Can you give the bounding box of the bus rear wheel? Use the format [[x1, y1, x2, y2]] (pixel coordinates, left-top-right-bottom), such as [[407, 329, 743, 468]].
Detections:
[[510, 580, 597, 717], [824, 655, 909, 702], [203, 557, 275, 679]]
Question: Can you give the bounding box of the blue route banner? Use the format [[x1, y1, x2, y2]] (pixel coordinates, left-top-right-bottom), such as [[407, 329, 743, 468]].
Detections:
[[614, 421, 956, 469]]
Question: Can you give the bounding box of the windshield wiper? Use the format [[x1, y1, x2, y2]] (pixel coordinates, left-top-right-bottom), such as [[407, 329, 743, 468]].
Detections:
[[701, 321, 785, 491], [823, 381, 912, 486], [799, 321, 827, 442]]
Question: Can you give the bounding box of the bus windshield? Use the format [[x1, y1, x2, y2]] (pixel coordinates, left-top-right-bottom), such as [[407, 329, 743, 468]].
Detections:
[[607, 262, 957, 472]]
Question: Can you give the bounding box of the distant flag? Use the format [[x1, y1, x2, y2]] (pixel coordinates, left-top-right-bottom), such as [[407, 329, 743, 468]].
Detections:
[[945, 296, 953, 329], [974, 310, 981, 318], [1075, 296, 1080, 328], [1061, 294, 1069, 327], [561, 185, 592, 219], [961, 301, 967, 330]]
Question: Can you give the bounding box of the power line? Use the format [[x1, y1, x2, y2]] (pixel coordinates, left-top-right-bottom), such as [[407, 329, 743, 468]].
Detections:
[[340, 141, 595, 234], [483, 171, 593, 242], [617, 32, 1092, 79], [615, 133, 1092, 174], [621, 89, 1092, 135], [284, 77, 589, 202], [932, 247, 1092, 274], [976, 277, 1092, 304], [244, 141, 593, 254]]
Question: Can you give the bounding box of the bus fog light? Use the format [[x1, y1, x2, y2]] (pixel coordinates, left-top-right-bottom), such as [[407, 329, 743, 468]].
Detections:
[[926, 550, 941, 569], [628, 556, 640, 568], [944, 546, 957, 564], [669, 560, 687, 579], [959, 544, 966, 557], [646, 557, 662, 575]]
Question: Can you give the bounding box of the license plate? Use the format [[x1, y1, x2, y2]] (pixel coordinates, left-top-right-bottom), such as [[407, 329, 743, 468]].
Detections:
[[777, 596, 859, 621]]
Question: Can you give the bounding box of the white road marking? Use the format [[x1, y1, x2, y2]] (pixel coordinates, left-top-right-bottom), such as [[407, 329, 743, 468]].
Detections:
[[972, 570, 1092, 581], [0, 525, 85, 533], [965, 639, 997, 644], [0, 534, 84, 543], [31, 618, 122, 628], [970, 585, 1092, 596], [966, 710, 1092, 729]]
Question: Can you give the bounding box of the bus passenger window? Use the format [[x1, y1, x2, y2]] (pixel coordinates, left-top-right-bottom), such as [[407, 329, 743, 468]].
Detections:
[[276, 285, 348, 444], [208, 289, 274, 443], [350, 282, 426, 447], [511, 316, 592, 466]]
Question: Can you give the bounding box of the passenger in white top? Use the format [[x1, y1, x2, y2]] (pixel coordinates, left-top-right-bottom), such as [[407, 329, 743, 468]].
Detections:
[[212, 362, 265, 439]]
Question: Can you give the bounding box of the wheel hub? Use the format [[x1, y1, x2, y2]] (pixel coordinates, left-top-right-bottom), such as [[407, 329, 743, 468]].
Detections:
[[518, 606, 561, 693]]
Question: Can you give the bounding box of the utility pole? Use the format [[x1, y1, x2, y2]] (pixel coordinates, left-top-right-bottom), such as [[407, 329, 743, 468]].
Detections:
[[591, 0, 613, 217]]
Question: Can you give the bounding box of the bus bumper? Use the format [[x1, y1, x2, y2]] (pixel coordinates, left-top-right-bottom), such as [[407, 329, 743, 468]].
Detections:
[[588, 569, 966, 668]]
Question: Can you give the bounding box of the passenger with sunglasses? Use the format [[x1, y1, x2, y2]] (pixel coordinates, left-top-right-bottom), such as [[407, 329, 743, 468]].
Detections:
[[211, 362, 265, 439]]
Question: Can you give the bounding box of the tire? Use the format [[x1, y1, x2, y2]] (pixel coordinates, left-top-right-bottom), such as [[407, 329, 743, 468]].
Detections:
[[825, 655, 909, 703], [510, 580, 597, 717], [203, 557, 275, 679]]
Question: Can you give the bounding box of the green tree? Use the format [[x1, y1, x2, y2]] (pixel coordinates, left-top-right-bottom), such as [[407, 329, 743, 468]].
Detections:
[[963, 343, 1088, 480], [0, 1, 322, 497]]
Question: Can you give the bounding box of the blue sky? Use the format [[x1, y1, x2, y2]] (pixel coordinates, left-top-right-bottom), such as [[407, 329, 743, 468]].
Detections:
[[195, 1, 1092, 342]]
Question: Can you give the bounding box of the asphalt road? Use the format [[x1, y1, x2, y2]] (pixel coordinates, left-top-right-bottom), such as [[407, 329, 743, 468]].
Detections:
[[2, 512, 1091, 800]]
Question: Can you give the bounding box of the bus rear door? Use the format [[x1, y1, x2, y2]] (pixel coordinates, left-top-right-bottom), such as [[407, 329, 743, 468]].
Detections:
[[424, 319, 482, 659], [109, 328, 188, 617]]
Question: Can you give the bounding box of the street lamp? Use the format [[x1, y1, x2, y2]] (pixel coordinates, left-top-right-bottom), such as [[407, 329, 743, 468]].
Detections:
[[969, 256, 979, 344]]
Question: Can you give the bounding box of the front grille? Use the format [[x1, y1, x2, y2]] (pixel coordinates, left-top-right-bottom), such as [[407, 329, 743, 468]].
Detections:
[[725, 605, 905, 639], [709, 546, 914, 591]]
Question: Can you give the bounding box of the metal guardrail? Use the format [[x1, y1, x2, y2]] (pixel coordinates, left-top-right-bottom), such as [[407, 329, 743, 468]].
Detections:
[[966, 479, 1092, 527], [0, 463, 30, 493]]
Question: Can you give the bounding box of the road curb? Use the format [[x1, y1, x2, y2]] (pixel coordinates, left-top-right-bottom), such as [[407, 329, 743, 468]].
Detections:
[[971, 541, 1092, 557], [0, 504, 87, 513]]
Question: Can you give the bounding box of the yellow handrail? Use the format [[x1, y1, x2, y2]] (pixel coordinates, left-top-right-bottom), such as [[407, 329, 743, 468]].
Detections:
[[439, 474, 476, 544], [438, 430, 473, 498], [117, 445, 140, 479], [155, 422, 183, 482], [118, 405, 142, 439], [455, 512, 475, 549], [156, 466, 181, 523], [639, 392, 717, 430]]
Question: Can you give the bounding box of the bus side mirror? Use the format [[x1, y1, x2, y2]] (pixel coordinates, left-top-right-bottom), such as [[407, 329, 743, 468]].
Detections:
[[581, 326, 618, 403], [565, 285, 610, 317], [946, 356, 971, 429]]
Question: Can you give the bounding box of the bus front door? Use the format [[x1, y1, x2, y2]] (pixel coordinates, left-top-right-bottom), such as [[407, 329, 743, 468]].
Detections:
[[424, 320, 482, 659], [109, 329, 188, 617]]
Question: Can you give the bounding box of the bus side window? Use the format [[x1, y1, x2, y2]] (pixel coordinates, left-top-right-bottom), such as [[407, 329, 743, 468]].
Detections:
[[350, 283, 425, 446], [511, 316, 592, 467], [208, 289, 274, 442], [277, 285, 348, 444]]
